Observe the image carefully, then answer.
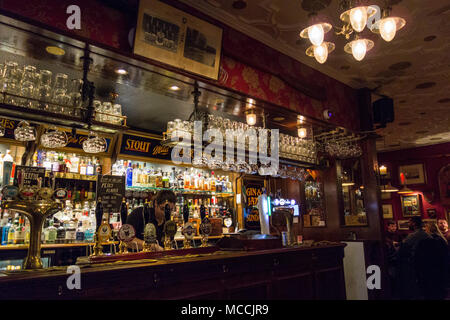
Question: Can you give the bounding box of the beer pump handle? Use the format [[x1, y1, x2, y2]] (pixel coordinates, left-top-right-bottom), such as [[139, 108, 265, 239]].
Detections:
[[95, 199, 103, 231], [120, 198, 128, 226], [200, 204, 206, 221], [183, 204, 189, 223]]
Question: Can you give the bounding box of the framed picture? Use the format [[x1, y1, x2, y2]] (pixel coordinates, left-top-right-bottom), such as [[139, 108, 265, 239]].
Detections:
[[134, 0, 223, 80], [398, 163, 426, 185], [382, 204, 393, 219], [401, 194, 422, 217], [397, 220, 410, 230]]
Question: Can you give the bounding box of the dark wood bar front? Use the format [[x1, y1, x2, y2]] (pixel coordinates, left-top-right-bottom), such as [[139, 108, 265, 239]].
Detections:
[[0, 244, 346, 300]]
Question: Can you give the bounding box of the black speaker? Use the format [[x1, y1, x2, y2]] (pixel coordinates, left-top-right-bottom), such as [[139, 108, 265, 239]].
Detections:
[[373, 97, 394, 128]]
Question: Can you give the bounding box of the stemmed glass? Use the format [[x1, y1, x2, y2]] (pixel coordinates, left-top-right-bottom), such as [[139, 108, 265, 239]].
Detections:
[[82, 132, 107, 154], [14, 121, 36, 142], [40, 126, 68, 148]]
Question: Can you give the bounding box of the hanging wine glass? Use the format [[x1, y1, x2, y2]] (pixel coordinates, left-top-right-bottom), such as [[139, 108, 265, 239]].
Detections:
[[82, 131, 107, 154], [40, 126, 68, 148], [14, 121, 36, 141]]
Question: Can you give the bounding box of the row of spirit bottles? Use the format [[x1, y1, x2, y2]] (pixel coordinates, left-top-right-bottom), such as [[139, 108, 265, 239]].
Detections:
[[32, 150, 102, 175], [113, 160, 233, 192]]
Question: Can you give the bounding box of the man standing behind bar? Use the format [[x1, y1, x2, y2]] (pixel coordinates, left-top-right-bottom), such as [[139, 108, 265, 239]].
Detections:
[[126, 190, 177, 251]]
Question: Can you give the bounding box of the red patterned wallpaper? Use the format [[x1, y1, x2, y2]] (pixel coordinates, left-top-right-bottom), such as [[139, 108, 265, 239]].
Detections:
[[0, 0, 360, 131]]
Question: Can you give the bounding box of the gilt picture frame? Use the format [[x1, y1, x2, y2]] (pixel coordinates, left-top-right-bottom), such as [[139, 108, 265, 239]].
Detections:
[[134, 0, 223, 80], [398, 163, 426, 185]]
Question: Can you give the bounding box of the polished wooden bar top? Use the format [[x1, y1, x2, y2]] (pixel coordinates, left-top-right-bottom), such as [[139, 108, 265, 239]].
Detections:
[[0, 243, 344, 280], [0, 242, 346, 299]]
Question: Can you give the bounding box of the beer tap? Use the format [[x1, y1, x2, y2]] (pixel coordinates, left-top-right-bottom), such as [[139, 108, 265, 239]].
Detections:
[[163, 203, 177, 250], [182, 202, 193, 249], [118, 198, 128, 254], [91, 198, 104, 256]]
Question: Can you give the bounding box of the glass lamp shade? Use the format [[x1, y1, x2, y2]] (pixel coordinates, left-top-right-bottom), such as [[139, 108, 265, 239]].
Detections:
[[300, 23, 332, 46], [340, 6, 377, 32], [298, 127, 307, 138], [306, 42, 335, 64], [344, 39, 374, 61], [246, 112, 256, 126], [370, 16, 406, 42]]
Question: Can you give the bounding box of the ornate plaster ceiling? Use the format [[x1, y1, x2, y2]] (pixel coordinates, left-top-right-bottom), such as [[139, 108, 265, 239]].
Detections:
[[179, 0, 450, 151]]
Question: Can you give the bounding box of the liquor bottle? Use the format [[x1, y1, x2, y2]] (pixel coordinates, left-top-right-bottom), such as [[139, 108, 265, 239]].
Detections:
[[86, 158, 95, 176], [46, 220, 57, 244], [126, 162, 133, 187], [75, 221, 85, 242], [80, 185, 86, 202], [88, 182, 95, 200], [149, 166, 156, 188], [155, 169, 163, 188], [1, 213, 11, 245], [79, 159, 87, 175], [131, 164, 137, 187], [95, 158, 102, 175], [162, 172, 169, 188], [58, 153, 66, 173], [183, 168, 190, 190], [226, 176, 232, 193], [32, 151, 38, 167], [141, 163, 148, 187], [170, 167, 176, 188], [209, 171, 216, 192], [56, 221, 66, 244], [42, 152, 52, 171], [198, 173, 204, 191], [14, 217, 25, 245]]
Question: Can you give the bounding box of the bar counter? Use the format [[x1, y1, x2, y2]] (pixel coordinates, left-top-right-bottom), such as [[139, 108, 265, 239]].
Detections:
[[0, 243, 346, 300]]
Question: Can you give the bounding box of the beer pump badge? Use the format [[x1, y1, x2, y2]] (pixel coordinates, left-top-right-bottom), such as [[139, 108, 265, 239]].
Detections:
[[19, 186, 36, 200], [98, 223, 112, 242], [164, 220, 178, 238], [224, 217, 233, 228], [182, 222, 195, 240], [54, 188, 68, 200], [2, 185, 19, 199], [144, 223, 157, 243], [118, 224, 136, 243], [200, 218, 212, 236]]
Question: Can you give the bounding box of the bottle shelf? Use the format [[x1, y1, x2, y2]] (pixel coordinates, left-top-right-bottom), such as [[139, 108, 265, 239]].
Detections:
[[126, 186, 234, 197]]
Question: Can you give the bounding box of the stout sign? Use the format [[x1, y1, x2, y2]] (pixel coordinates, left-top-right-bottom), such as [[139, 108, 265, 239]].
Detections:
[[14, 166, 46, 187], [120, 133, 172, 160], [97, 175, 125, 213]]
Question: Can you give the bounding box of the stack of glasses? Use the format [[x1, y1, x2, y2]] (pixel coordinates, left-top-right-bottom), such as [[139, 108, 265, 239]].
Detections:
[[0, 61, 123, 125]]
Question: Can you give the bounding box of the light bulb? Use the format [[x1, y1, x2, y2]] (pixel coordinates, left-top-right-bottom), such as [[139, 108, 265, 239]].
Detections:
[[350, 7, 367, 32], [313, 43, 328, 64], [298, 127, 307, 138], [352, 39, 367, 61], [246, 112, 256, 126], [380, 17, 397, 42], [308, 24, 324, 46]]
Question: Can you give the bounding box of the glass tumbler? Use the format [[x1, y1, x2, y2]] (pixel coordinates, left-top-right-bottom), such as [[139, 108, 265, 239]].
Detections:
[[93, 100, 103, 121], [3, 62, 20, 105], [113, 104, 122, 125], [36, 70, 53, 111], [52, 73, 70, 113], [20, 65, 38, 108], [102, 102, 113, 124]]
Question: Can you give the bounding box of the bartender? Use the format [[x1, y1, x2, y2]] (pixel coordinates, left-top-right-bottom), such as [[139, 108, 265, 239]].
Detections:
[[126, 190, 177, 251]]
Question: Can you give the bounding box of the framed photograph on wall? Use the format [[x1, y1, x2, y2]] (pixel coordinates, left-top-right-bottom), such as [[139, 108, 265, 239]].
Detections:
[[397, 220, 410, 230], [398, 163, 426, 185], [134, 0, 223, 80], [401, 194, 422, 217], [426, 208, 437, 219], [382, 204, 393, 219]]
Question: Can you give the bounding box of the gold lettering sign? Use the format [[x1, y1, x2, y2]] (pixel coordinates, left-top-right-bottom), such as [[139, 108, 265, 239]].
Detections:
[[0, 119, 15, 130], [126, 139, 151, 153], [67, 134, 88, 146], [152, 145, 169, 156]]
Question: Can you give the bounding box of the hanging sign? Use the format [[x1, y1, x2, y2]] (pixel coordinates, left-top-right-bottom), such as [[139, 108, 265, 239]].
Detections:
[[97, 175, 125, 213], [14, 166, 46, 187], [243, 180, 264, 230], [120, 133, 172, 160]]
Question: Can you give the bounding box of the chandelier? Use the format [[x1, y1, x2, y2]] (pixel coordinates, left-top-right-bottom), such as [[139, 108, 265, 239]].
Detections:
[[300, 0, 406, 63]]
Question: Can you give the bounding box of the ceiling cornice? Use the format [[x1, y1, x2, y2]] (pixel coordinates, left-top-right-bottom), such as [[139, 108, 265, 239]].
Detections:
[[178, 0, 356, 88]]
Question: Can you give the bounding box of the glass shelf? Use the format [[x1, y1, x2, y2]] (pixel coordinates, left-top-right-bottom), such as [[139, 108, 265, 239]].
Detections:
[[46, 172, 98, 181], [126, 186, 234, 197]]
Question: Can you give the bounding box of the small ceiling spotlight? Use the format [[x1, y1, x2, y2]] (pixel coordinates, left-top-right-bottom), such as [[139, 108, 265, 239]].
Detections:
[[246, 109, 257, 126], [115, 68, 128, 75]]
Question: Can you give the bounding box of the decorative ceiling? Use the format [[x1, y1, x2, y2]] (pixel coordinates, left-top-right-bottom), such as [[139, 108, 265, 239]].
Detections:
[[179, 0, 450, 152]]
